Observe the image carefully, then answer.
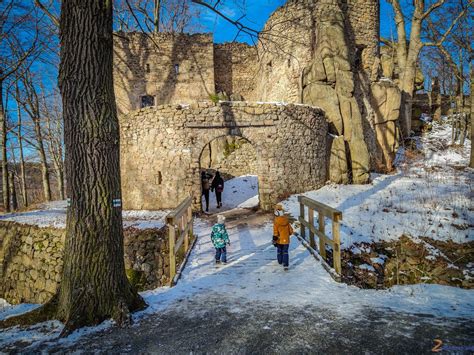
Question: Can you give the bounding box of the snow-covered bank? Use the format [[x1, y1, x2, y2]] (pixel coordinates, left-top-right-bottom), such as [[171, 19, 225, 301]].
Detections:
[[0, 200, 169, 230], [282, 122, 472, 249]]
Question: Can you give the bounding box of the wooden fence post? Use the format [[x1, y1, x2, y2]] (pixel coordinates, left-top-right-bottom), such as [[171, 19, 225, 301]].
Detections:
[[300, 202, 306, 239], [308, 207, 315, 248], [318, 213, 326, 259], [332, 215, 341, 275], [169, 224, 176, 284], [185, 205, 191, 252]]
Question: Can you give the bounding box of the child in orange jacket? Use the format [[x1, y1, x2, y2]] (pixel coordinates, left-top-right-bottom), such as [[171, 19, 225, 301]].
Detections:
[[273, 204, 294, 270]]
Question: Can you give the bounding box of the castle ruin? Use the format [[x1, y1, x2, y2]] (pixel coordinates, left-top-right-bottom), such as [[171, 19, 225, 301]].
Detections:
[[114, 0, 402, 210]]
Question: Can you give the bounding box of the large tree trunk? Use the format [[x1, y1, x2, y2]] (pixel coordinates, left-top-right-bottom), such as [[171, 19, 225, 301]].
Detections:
[[0, 76, 10, 212], [55, 0, 145, 332]]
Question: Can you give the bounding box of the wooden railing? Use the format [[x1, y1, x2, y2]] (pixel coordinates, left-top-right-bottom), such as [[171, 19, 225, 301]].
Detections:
[[298, 196, 342, 276], [166, 196, 194, 286]]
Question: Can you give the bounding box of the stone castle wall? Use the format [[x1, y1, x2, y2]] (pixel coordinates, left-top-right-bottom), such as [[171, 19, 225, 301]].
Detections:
[[200, 136, 258, 177], [0, 222, 170, 304], [342, 0, 380, 78], [214, 43, 258, 101], [113, 32, 215, 115], [120, 102, 328, 211]]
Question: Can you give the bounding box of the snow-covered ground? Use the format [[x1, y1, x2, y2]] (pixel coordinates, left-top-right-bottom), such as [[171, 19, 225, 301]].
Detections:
[[0, 122, 472, 350], [283, 121, 473, 248], [203, 174, 259, 213], [1, 211, 473, 350], [0, 200, 169, 230]]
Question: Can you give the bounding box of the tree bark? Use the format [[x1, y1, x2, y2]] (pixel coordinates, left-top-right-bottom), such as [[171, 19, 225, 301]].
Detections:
[[0, 76, 10, 212], [9, 168, 17, 211], [55, 0, 145, 333]]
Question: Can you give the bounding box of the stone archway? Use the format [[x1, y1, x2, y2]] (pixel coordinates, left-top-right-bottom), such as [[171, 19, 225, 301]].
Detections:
[[119, 101, 328, 211], [198, 135, 260, 212]]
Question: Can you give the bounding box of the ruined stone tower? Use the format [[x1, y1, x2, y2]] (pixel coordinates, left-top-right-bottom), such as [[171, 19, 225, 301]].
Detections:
[[113, 0, 401, 187]]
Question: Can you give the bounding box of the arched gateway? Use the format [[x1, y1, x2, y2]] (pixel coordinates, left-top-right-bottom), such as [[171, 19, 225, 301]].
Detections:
[[119, 101, 328, 211]]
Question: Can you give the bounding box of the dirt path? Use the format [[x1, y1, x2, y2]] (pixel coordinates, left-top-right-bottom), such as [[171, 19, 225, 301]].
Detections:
[[27, 296, 474, 354]]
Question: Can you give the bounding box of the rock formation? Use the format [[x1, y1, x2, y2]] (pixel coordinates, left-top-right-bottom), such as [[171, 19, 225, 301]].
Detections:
[[302, 1, 370, 183]]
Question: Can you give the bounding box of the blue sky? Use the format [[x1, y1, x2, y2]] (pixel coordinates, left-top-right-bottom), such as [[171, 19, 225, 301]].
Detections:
[[195, 0, 396, 44]]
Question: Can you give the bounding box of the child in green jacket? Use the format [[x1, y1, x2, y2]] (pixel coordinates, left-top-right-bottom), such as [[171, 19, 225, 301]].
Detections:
[[211, 214, 230, 264]]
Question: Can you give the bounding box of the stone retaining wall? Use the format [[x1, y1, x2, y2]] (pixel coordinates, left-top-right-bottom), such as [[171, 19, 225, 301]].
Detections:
[[0, 222, 169, 304], [120, 101, 328, 211]]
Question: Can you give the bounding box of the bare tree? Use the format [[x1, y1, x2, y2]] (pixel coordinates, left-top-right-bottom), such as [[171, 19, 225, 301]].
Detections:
[[1, 0, 146, 333], [116, 0, 200, 33], [42, 90, 65, 200], [470, 65, 473, 168], [14, 81, 29, 207], [0, 1, 38, 211], [386, 0, 472, 136], [15, 69, 52, 202]]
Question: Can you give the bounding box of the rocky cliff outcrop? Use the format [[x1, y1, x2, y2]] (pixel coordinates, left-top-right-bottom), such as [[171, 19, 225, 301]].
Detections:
[[302, 1, 370, 184]]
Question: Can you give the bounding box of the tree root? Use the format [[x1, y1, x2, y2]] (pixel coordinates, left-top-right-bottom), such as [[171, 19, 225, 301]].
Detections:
[[0, 292, 147, 338], [0, 296, 60, 330]]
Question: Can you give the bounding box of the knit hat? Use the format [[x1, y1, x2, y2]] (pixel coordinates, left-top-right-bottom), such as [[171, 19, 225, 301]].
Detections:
[[217, 214, 226, 224]]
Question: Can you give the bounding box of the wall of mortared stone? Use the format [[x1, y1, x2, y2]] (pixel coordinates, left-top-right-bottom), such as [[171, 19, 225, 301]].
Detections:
[[0, 222, 171, 304], [119, 102, 328, 211], [214, 43, 259, 101], [253, 0, 315, 103], [113, 32, 215, 115], [342, 0, 380, 79], [200, 136, 258, 177], [252, 0, 380, 103]]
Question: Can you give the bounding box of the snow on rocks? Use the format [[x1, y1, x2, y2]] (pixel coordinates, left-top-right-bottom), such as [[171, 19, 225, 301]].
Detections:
[[0, 201, 169, 230]]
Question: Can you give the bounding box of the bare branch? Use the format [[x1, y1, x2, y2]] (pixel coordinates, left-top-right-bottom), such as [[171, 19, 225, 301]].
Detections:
[[34, 0, 59, 27], [421, 0, 446, 20]]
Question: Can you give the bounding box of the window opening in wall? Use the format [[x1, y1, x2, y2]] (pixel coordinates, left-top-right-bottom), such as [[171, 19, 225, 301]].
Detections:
[[266, 61, 272, 72], [141, 95, 155, 108], [287, 58, 291, 68], [174, 64, 179, 75], [156, 171, 162, 185], [146, 63, 150, 73]]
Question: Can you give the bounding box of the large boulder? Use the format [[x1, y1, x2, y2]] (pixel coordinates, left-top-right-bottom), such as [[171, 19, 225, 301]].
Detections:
[[329, 136, 349, 184], [303, 83, 343, 135], [371, 81, 401, 124]]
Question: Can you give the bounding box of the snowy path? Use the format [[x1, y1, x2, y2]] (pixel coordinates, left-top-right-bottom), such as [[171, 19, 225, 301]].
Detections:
[[3, 208, 473, 353]]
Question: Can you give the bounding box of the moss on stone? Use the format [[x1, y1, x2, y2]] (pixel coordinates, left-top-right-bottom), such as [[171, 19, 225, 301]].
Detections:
[[126, 268, 146, 291]]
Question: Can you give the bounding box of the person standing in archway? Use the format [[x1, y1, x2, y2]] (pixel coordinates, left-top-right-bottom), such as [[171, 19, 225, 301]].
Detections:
[[211, 171, 224, 209], [201, 171, 211, 213]]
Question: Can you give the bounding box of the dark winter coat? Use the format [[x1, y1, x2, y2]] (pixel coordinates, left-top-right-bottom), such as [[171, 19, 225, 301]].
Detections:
[[211, 175, 224, 193], [201, 173, 211, 191]]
